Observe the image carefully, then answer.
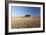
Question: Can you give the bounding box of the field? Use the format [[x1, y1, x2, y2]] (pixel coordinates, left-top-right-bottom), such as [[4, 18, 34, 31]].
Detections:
[[11, 16, 40, 29]]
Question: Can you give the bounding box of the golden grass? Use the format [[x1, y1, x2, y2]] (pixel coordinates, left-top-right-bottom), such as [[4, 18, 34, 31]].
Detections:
[[11, 16, 40, 29]]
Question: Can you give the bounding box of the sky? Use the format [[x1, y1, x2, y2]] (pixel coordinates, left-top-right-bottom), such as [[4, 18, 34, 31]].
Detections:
[[11, 6, 40, 16]]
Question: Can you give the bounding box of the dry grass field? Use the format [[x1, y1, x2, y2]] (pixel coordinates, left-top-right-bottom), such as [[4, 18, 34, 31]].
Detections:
[[11, 16, 40, 29]]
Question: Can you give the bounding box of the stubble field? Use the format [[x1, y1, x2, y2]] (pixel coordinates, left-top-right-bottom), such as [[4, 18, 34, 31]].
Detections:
[[11, 16, 40, 29]]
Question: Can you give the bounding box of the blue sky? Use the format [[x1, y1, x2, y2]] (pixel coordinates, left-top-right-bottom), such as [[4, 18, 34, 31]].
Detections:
[[11, 6, 40, 16]]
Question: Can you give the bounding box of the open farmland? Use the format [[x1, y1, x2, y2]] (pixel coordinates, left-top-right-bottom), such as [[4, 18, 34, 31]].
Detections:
[[11, 16, 40, 29]]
